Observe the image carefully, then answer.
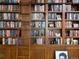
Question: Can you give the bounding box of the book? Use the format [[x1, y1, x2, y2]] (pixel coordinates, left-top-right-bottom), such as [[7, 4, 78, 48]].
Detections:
[[2, 38, 5, 45], [72, 0, 79, 3], [56, 14, 62, 20], [66, 21, 72, 28], [36, 37, 43, 45], [55, 22, 61, 28]]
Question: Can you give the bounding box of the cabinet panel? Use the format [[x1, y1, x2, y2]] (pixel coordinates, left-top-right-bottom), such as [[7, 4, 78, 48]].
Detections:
[[30, 46, 45, 59], [21, 5, 31, 14], [10, 47, 16, 59], [18, 56, 29, 59], [18, 47, 29, 56]]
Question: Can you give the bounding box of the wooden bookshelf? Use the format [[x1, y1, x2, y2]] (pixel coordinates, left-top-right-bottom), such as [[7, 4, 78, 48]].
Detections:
[[0, 0, 79, 59], [30, 0, 79, 59]]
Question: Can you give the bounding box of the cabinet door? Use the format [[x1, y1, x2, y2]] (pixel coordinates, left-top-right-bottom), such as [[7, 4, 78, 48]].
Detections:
[[30, 46, 45, 59], [1, 46, 10, 59], [18, 56, 29, 59], [10, 46, 16, 59]]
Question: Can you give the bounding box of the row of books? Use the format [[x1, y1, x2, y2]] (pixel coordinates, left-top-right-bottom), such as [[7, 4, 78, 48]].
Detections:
[[66, 21, 79, 28], [34, 0, 79, 3], [0, 30, 17, 37], [48, 0, 63, 3], [32, 29, 45, 36], [65, 38, 78, 45], [32, 22, 45, 29], [48, 13, 62, 20], [32, 37, 44, 45], [2, 38, 17, 45], [66, 30, 79, 37], [48, 30, 61, 37], [0, 21, 21, 28], [48, 5, 63, 11], [48, 22, 61, 28], [49, 38, 61, 44], [0, 5, 19, 11], [0, 13, 19, 20], [66, 13, 79, 20], [32, 5, 44, 12], [0, 0, 20, 3], [32, 13, 45, 20], [72, 0, 79, 3], [65, 5, 79, 11]]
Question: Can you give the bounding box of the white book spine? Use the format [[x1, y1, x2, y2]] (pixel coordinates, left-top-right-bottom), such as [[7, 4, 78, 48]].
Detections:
[[35, 5, 37, 11], [16, 14, 19, 19], [36, 38, 43, 45], [3, 13, 7, 19], [8, 38, 12, 45], [13, 38, 16, 45], [2, 38, 5, 45]]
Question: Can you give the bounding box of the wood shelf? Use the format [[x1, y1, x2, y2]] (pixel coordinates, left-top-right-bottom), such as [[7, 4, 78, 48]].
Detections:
[[48, 28, 62, 30], [48, 11, 62, 13], [47, 3, 63, 4], [48, 19, 62, 21], [32, 11, 45, 13], [48, 36, 61, 38], [66, 19, 79, 21], [0, 36, 18, 38], [32, 3, 46, 5], [0, 3, 20, 5], [66, 28, 79, 30], [0, 19, 21, 21], [0, 11, 20, 13], [32, 28, 45, 30], [0, 28, 21, 30], [31, 19, 46, 22], [65, 11, 79, 13]]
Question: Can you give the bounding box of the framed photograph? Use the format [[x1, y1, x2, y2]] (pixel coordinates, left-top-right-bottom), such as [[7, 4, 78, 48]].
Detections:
[[55, 51, 68, 59]]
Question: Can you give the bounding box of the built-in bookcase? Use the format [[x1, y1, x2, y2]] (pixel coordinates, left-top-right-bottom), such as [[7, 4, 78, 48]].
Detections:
[[0, 0, 21, 45], [31, 0, 79, 45]]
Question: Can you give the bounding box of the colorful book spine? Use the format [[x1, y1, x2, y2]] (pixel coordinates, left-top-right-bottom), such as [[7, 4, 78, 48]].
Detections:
[[6, 30, 10, 37]]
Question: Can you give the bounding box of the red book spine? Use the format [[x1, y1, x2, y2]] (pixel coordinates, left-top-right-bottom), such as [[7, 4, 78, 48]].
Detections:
[[10, 5, 13, 12]]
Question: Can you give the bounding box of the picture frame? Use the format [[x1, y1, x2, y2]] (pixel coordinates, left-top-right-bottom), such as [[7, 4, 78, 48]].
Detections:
[[55, 51, 68, 59]]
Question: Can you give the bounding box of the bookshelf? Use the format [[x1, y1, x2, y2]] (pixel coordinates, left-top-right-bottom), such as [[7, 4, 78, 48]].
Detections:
[[0, 0, 22, 59], [0, 0, 21, 45], [31, 0, 79, 45], [1, 0, 79, 59], [30, 0, 79, 59]]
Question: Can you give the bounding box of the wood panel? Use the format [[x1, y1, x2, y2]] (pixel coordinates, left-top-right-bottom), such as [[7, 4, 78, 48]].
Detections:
[[10, 46, 16, 59], [21, 15, 30, 21], [30, 45, 45, 59], [21, 0, 31, 3], [18, 46, 29, 56], [18, 56, 29, 59], [21, 5, 31, 14], [46, 45, 66, 59]]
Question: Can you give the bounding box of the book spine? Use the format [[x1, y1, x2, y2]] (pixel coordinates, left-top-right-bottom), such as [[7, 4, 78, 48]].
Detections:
[[2, 38, 5, 45], [6, 30, 10, 37], [12, 38, 16, 45], [8, 38, 12, 45]]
